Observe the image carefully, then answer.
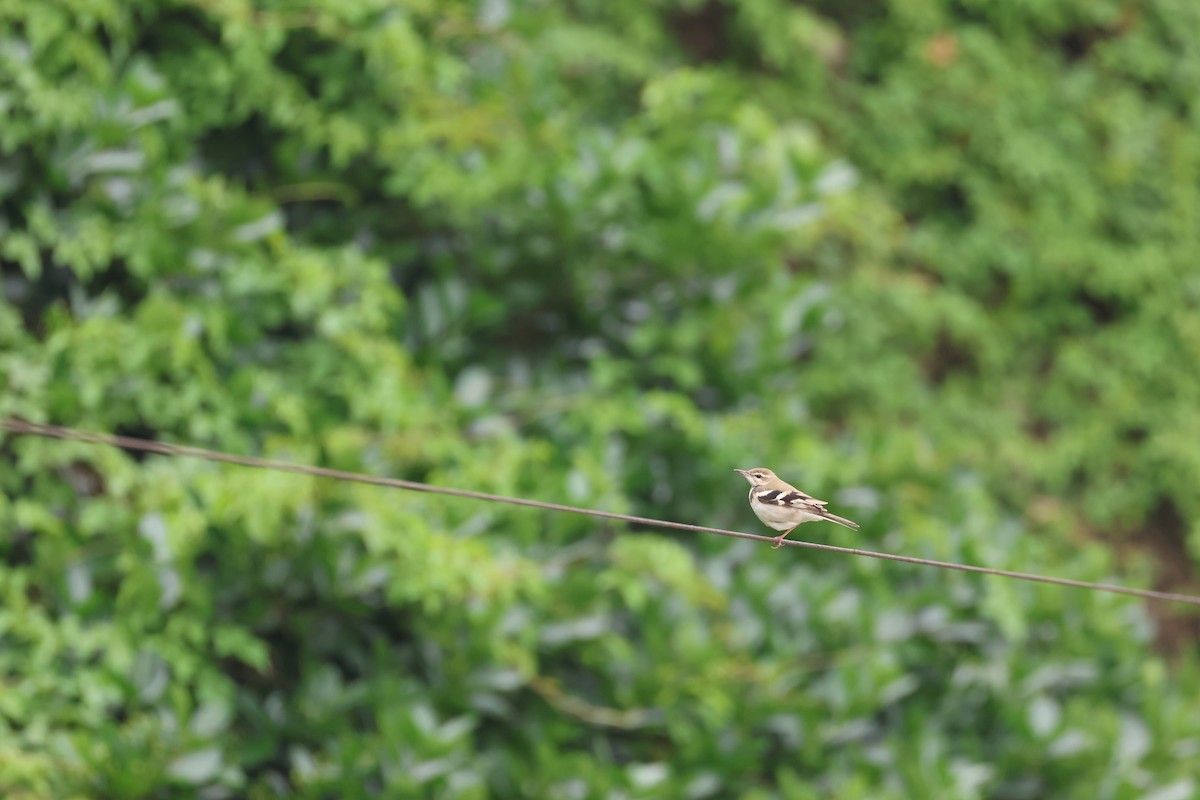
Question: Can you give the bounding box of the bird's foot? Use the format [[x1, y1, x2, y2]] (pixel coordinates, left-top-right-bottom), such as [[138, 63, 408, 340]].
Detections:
[[771, 526, 797, 549]]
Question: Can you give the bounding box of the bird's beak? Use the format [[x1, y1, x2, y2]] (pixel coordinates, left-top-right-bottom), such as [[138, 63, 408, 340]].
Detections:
[[734, 469, 749, 476]]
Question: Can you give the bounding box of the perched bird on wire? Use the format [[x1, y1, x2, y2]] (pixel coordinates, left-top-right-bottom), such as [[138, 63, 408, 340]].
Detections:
[[735, 467, 859, 548]]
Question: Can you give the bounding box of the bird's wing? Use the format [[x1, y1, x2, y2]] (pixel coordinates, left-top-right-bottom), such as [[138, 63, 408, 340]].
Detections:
[[755, 487, 828, 509]]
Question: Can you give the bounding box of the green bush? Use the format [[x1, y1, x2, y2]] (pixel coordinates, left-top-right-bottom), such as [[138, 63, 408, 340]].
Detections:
[[2, 0, 1198, 797]]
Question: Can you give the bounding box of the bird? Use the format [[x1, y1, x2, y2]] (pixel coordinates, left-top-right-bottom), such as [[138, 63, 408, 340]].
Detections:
[[735, 467, 859, 548]]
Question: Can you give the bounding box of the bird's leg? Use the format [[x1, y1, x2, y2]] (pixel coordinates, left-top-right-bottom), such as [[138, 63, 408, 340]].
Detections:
[[772, 526, 798, 549]]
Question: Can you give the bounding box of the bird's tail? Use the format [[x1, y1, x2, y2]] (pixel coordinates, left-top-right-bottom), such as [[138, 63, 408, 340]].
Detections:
[[821, 511, 859, 529]]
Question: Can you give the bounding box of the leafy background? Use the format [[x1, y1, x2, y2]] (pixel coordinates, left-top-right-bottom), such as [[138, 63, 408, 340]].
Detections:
[[3, 0, 1199, 797]]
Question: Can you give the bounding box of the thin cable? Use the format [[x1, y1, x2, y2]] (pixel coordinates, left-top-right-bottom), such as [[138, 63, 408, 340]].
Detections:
[[5, 418, 1200, 607]]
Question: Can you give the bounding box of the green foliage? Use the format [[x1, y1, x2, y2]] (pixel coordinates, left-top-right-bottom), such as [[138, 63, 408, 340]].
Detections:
[[2, 0, 1199, 797]]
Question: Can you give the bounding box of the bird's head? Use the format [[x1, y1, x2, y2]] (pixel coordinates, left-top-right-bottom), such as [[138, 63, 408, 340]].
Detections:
[[735, 467, 777, 487]]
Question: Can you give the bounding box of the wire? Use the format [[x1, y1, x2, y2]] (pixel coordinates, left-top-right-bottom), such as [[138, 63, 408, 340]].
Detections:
[[5, 418, 1200, 607]]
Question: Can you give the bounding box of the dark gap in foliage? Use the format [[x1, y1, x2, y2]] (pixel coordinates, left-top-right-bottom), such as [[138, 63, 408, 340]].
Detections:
[[63, 460, 107, 498], [1057, 27, 1102, 62], [276, 162, 423, 250], [0, 176, 28, 233], [1073, 289, 1129, 325], [254, 608, 319, 689], [3, 528, 35, 568], [900, 181, 973, 228], [1, 259, 44, 333], [272, 28, 369, 104], [1125, 499, 1200, 656], [361, 606, 421, 660], [924, 330, 979, 385], [602, 725, 669, 766], [276, 190, 359, 244], [389, 246, 436, 298], [131, 3, 223, 56], [260, 317, 314, 345], [1121, 426, 1148, 445], [2, 132, 149, 317], [1057, 11, 1137, 64], [90, 252, 141, 295], [90, 19, 121, 62], [1026, 415, 1054, 443], [360, 196, 429, 260], [667, 0, 734, 64], [3, 256, 145, 336], [197, 114, 287, 188], [273, 155, 381, 244], [113, 421, 160, 462], [395, 229, 621, 371]]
